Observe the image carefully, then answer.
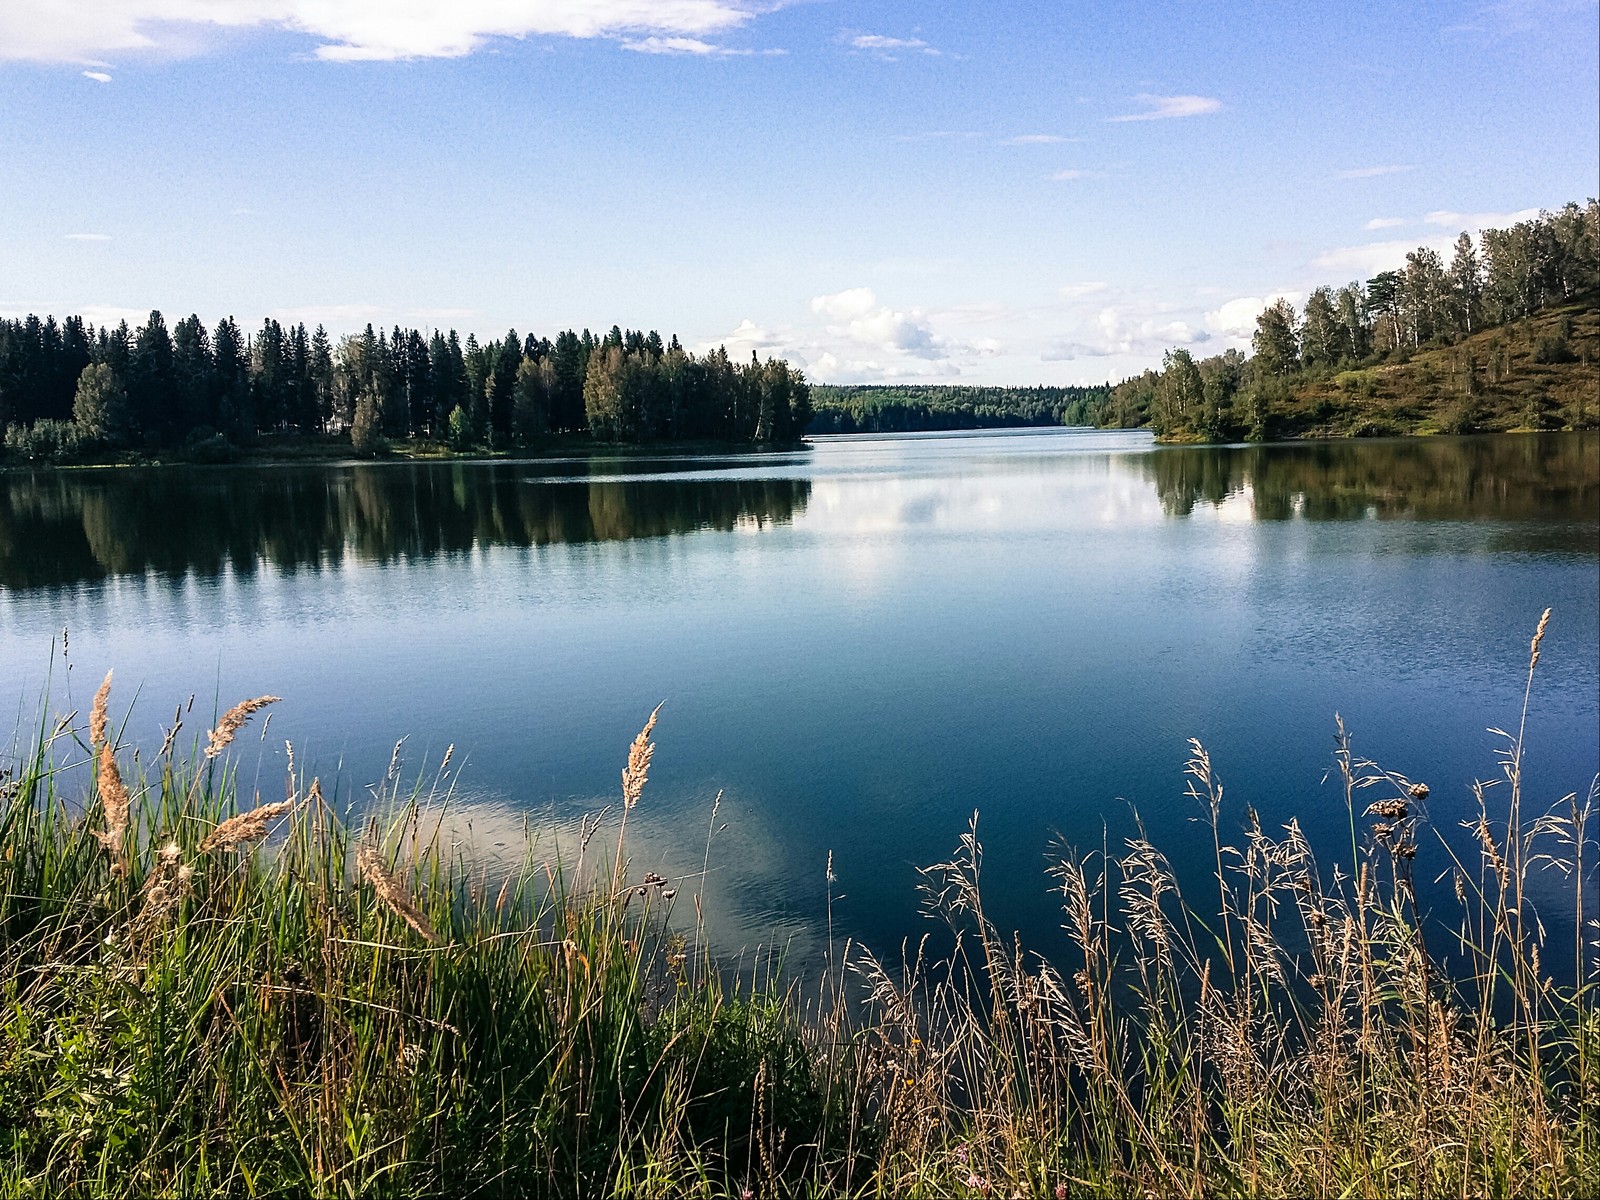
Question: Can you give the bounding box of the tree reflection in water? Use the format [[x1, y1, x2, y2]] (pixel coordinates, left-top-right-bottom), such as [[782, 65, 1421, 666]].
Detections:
[[0, 460, 812, 590]]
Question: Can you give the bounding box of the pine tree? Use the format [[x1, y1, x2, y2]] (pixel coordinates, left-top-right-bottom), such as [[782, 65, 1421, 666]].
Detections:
[[128, 310, 176, 442]]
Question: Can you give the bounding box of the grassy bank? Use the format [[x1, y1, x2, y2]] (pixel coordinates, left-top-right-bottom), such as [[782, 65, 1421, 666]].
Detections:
[[1265, 302, 1599, 439], [2, 621, 1596, 1197]]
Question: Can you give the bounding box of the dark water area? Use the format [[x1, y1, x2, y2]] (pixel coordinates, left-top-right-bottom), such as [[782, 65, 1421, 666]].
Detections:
[[2, 430, 1596, 971]]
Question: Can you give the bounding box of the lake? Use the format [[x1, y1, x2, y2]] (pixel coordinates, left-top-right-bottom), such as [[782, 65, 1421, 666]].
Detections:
[[2, 429, 1597, 966]]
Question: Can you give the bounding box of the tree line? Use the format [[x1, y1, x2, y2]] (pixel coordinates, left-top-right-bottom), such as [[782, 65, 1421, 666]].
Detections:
[[0, 316, 812, 462], [1099, 200, 1599, 440], [807, 384, 1111, 433]]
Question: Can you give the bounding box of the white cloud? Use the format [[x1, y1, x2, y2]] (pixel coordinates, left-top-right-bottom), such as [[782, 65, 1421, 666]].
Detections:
[[716, 317, 785, 355], [64, 232, 111, 241], [81, 69, 111, 82], [1204, 293, 1302, 340], [0, 0, 763, 64], [1309, 237, 1453, 275], [848, 32, 940, 58], [622, 35, 720, 54], [1058, 281, 1109, 299], [1423, 206, 1542, 231], [622, 35, 780, 55], [810, 287, 877, 321], [1043, 306, 1212, 360], [804, 353, 960, 385], [1335, 164, 1415, 179], [1311, 208, 1545, 277], [1107, 94, 1222, 122], [841, 305, 941, 358], [0, 301, 146, 328]]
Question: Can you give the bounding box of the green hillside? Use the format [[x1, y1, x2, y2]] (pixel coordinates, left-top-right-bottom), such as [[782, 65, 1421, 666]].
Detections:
[[1274, 301, 1598, 439]]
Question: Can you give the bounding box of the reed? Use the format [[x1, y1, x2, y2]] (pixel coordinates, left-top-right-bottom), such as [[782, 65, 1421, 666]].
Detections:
[[0, 621, 1593, 1198]]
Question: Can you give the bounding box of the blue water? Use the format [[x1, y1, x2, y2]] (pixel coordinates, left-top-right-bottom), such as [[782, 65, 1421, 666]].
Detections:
[[2, 429, 1596, 967]]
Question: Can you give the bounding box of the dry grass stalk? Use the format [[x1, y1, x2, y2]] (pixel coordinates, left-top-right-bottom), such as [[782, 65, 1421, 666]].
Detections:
[[1529, 607, 1550, 670], [205, 695, 282, 759], [356, 843, 441, 945], [621, 703, 663, 809], [95, 741, 132, 875], [89, 669, 112, 750], [200, 797, 297, 853]]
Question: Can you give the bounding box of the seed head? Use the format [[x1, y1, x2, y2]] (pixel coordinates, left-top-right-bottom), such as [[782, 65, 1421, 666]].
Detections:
[[205, 696, 282, 759], [621, 702, 662, 809]]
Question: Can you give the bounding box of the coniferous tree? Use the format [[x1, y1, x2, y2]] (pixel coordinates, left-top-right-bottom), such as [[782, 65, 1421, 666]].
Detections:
[[213, 317, 251, 439], [309, 325, 335, 432], [128, 310, 176, 442], [172, 315, 214, 433]]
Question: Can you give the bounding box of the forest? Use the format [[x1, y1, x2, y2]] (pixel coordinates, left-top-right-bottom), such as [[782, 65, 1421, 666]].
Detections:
[[0, 319, 811, 463], [3, 202, 1594, 463], [806, 384, 1110, 433], [1096, 199, 1600, 441]]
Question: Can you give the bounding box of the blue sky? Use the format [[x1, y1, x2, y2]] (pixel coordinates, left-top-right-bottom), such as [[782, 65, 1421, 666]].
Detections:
[[2, 0, 1595, 385]]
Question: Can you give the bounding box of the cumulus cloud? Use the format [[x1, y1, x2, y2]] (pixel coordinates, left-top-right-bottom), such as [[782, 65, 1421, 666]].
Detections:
[[1204, 293, 1301, 340], [810, 287, 877, 321], [843, 306, 941, 357], [0, 0, 763, 64], [1043, 306, 1211, 360], [804, 352, 961, 385], [1107, 94, 1221, 122], [1335, 164, 1415, 179], [807, 287, 951, 361]]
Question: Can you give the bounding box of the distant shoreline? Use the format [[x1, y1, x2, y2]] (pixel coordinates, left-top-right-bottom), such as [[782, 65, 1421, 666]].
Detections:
[[0, 433, 812, 473]]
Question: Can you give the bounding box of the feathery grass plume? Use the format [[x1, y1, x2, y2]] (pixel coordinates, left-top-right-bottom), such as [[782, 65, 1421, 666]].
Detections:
[[1530, 606, 1551, 670], [205, 695, 281, 759], [622, 702, 663, 809], [356, 842, 441, 945], [199, 797, 296, 853], [94, 740, 131, 875], [89, 669, 112, 750]]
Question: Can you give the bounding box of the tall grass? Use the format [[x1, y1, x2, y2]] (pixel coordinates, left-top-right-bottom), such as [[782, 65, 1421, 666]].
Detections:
[[1, 614, 1595, 1197]]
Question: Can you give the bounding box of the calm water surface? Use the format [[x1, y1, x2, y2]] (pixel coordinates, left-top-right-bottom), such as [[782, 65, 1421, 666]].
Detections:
[[3, 430, 1597, 961]]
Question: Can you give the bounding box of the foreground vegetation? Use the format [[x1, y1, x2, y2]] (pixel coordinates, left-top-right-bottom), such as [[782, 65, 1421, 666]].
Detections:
[[2, 618, 1595, 1197]]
